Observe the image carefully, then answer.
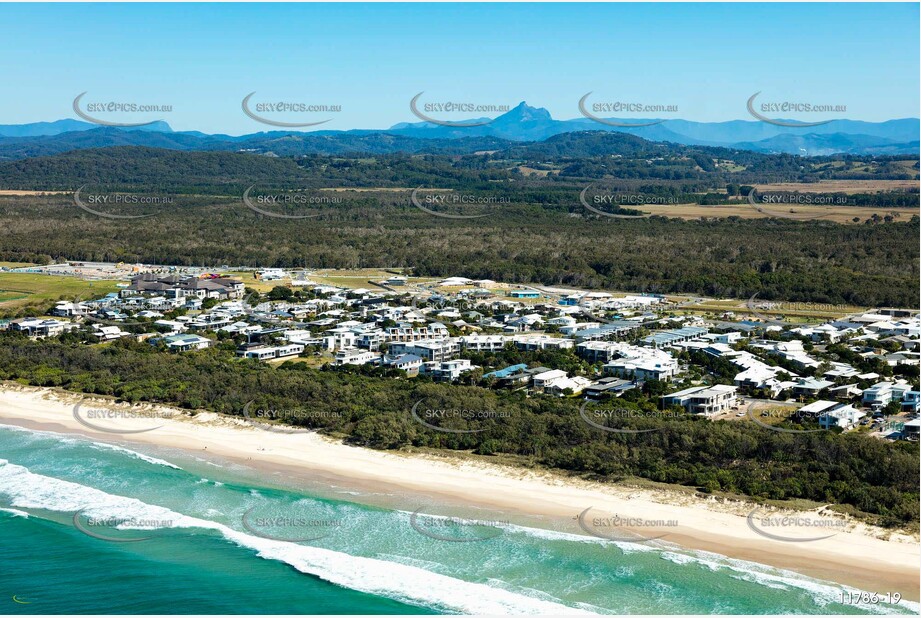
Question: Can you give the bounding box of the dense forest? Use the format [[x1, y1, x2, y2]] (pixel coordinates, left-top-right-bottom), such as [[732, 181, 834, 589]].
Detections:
[[0, 140, 918, 307], [0, 135, 918, 189], [1, 335, 917, 527]]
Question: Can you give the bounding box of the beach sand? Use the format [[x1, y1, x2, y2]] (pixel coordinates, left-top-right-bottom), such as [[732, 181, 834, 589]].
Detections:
[[0, 384, 917, 600]]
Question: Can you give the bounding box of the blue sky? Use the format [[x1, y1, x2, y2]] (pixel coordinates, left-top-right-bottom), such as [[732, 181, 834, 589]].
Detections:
[[1, 3, 918, 134]]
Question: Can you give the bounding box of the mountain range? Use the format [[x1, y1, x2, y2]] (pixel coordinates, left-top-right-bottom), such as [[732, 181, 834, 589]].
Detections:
[[0, 103, 917, 160]]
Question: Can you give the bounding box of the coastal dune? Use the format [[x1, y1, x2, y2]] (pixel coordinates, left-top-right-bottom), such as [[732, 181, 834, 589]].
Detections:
[[0, 385, 917, 601]]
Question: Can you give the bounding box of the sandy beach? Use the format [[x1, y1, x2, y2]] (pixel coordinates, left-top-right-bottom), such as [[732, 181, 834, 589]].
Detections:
[[0, 384, 917, 600]]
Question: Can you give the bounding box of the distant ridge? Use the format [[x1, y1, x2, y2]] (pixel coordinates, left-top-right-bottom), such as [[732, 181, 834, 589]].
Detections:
[[0, 103, 917, 158], [0, 119, 173, 137]]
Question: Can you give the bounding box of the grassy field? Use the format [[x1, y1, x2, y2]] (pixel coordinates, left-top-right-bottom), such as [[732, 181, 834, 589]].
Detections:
[[224, 271, 283, 293], [753, 180, 919, 193], [311, 268, 414, 291], [0, 190, 69, 196], [637, 201, 915, 223], [0, 272, 123, 313], [317, 187, 449, 193], [678, 297, 865, 322]]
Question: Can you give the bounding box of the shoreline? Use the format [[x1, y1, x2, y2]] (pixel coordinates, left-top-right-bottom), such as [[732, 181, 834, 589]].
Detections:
[[0, 384, 918, 601]]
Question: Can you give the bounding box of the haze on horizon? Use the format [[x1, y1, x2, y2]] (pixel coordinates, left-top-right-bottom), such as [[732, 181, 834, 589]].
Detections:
[[1, 2, 918, 135]]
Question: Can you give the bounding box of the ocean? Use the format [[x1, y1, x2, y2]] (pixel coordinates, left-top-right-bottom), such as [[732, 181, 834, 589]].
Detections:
[[0, 423, 915, 615]]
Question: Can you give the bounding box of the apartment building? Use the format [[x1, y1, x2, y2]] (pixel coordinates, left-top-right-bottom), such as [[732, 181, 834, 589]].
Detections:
[[388, 339, 460, 362]]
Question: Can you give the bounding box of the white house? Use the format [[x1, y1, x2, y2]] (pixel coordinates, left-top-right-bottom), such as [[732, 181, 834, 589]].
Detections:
[[240, 343, 304, 361], [604, 357, 678, 382], [420, 359, 476, 381], [531, 369, 569, 391], [544, 375, 593, 396], [512, 335, 575, 352], [334, 349, 382, 366], [159, 334, 212, 352], [388, 340, 459, 362], [662, 385, 737, 417], [384, 353, 424, 375], [818, 404, 864, 430], [457, 334, 507, 353]]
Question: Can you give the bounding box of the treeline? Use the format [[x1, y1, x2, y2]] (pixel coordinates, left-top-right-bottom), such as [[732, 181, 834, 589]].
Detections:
[[0, 336, 917, 527], [1, 190, 917, 306], [0, 138, 916, 192]]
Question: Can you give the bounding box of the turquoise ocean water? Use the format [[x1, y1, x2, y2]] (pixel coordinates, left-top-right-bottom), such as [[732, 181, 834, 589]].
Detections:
[[0, 423, 916, 615]]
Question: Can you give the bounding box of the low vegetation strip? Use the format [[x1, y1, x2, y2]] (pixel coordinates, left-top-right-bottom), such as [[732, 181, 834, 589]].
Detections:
[[1, 336, 917, 528]]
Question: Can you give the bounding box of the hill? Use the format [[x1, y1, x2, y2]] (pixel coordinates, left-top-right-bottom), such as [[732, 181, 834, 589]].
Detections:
[[0, 103, 916, 159]]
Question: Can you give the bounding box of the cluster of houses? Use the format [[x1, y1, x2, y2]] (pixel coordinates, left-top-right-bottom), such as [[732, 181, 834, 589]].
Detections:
[[5, 271, 919, 438]]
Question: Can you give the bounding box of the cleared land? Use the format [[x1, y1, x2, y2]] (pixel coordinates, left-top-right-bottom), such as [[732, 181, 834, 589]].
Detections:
[[0, 272, 122, 312], [680, 297, 865, 321], [636, 202, 916, 223], [318, 187, 450, 193], [753, 180, 919, 193], [0, 190, 69, 196]]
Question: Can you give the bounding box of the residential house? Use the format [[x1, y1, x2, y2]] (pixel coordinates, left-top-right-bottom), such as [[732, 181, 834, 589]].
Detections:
[[662, 385, 737, 417], [818, 405, 864, 430], [383, 353, 424, 375], [531, 369, 569, 391], [9, 318, 71, 338], [420, 359, 476, 382], [334, 349, 382, 366], [512, 335, 574, 352], [239, 343, 305, 361], [157, 334, 212, 352], [603, 357, 678, 382], [792, 377, 835, 398], [902, 390, 920, 414], [544, 375, 593, 396], [583, 377, 637, 399]]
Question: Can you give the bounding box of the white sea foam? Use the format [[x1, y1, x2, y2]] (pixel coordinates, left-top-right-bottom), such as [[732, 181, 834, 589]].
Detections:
[[660, 549, 919, 614], [89, 442, 182, 470], [411, 513, 663, 554], [0, 422, 83, 445], [0, 460, 590, 615], [0, 507, 29, 518], [0, 423, 182, 470]]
